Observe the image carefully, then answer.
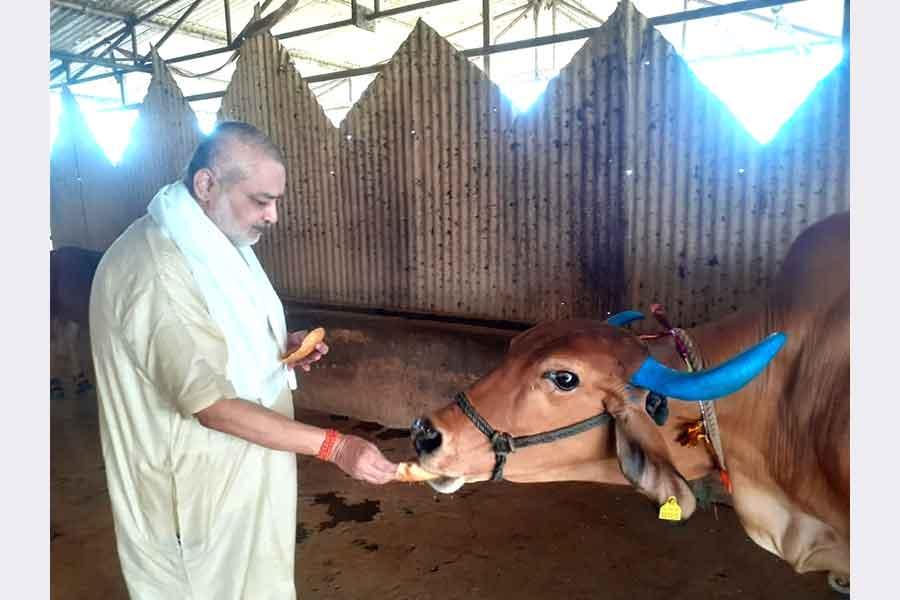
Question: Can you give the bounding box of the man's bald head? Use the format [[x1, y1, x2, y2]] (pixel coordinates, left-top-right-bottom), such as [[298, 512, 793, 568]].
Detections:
[[183, 121, 285, 196]]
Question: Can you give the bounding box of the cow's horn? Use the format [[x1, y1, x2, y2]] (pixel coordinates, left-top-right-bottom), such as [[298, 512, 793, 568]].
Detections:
[[628, 332, 787, 401], [607, 310, 645, 327]]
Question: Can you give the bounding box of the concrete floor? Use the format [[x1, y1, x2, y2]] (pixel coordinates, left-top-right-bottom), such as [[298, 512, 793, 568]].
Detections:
[[50, 378, 839, 600]]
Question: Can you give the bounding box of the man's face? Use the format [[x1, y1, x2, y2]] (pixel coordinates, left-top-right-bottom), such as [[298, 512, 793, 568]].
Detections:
[[197, 145, 286, 247]]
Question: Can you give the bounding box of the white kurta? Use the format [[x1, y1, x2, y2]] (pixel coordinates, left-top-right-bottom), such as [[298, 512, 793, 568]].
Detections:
[[89, 215, 298, 599]]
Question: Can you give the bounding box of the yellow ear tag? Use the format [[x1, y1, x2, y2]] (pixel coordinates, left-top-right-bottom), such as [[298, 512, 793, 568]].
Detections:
[[658, 496, 682, 521]]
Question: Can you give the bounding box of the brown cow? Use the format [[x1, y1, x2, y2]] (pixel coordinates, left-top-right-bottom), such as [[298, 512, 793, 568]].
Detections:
[[411, 212, 849, 593], [50, 246, 103, 398]]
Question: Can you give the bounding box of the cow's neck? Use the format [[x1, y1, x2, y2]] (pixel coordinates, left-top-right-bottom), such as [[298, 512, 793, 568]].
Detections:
[[644, 304, 775, 483]]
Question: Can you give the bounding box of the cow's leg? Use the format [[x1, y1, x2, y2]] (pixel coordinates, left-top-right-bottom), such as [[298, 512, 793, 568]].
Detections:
[[64, 321, 93, 395], [50, 318, 66, 399], [731, 476, 849, 592], [59, 320, 88, 394], [781, 521, 849, 596]]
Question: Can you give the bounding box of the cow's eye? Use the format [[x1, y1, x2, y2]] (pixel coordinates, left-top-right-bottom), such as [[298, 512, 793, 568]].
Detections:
[[544, 370, 580, 392]]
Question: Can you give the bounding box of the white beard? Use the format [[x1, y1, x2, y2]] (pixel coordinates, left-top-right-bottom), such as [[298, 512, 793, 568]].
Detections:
[[208, 192, 260, 247]]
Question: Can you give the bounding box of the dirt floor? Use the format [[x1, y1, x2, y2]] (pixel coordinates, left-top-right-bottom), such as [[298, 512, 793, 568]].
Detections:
[[50, 378, 841, 600]]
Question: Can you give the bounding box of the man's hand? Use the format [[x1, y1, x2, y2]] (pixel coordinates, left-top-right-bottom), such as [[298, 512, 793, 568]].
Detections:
[[284, 329, 329, 372], [326, 434, 397, 484]]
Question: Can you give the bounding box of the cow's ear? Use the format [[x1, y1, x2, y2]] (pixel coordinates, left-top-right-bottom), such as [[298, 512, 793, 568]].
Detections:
[[606, 389, 697, 520]]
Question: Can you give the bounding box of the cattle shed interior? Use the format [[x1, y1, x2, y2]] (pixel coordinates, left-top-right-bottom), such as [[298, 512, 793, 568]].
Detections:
[[50, 1, 850, 599]]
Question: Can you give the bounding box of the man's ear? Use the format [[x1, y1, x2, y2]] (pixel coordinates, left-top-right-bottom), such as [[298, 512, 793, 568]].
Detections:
[[606, 388, 697, 519], [193, 168, 215, 206]]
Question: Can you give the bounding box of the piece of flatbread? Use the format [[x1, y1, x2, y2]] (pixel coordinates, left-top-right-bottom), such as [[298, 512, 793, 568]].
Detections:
[[281, 327, 326, 363], [395, 462, 440, 482]]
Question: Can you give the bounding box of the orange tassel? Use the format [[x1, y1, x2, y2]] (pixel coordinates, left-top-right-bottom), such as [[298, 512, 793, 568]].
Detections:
[[676, 420, 707, 447], [719, 469, 733, 494]]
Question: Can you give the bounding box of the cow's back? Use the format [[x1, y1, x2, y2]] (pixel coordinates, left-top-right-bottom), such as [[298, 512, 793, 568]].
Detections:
[[772, 212, 849, 319], [766, 212, 849, 531], [50, 246, 104, 327]]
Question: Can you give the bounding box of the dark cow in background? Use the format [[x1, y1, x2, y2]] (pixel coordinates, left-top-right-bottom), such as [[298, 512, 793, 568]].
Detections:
[[50, 246, 103, 398], [412, 212, 850, 594]]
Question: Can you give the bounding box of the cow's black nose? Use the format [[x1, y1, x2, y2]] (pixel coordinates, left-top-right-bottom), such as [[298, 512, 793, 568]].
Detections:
[[410, 417, 442, 455]]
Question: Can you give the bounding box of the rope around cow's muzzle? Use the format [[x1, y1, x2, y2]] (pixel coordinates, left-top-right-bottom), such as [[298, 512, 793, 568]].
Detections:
[[454, 391, 612, 482]]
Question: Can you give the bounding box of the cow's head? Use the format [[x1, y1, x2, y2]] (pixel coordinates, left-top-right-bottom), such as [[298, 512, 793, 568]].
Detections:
[[411, 312, 785, 519]]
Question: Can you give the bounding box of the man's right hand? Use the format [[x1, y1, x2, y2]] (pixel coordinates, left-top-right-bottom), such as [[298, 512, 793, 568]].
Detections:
[[327, 434, 397, 484]]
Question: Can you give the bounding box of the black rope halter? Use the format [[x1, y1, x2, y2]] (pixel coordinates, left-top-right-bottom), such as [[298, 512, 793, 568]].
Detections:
[[454, 391, 612, 482]]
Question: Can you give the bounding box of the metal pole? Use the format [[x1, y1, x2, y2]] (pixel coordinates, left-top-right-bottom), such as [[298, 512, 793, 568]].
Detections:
[[558, 0, 604, 24], [470, 26, 596, 58], [225, 0, 232, 44], [482, 0, 491, 77], [842, 0, 849, 57], [50, 28, 126, 79], [107, 43, 126, 106], [51, 45, 151, 73], [117, 72, 126, 105], [164, 45, 240, 65], [692, 0, 838, 40], [311, 78, 347, 95], [130, 22, 139, 66], [447, 3, 529, 39], [494, 5, 531, 43], [564, 0, 607, 22], [51, 70, 131, 89], [533, 3, 539, 80], [649, 0, 804, 27], [557, 5, 592, 29], [372, 0, 460, 19], [50, 0, 182, 79], [275, 18, 355, 40], [304, 64, 383, 83], [145, 0, 204, 59]]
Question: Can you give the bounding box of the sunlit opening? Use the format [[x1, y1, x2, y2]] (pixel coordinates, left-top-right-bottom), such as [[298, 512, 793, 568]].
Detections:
[[50, 93, 139, 165], [195, 111, 218, 135], [499, 77, 553, 113], [83, 107, 140, 165], [49, 5, 845, 154], [686, 43, 844, 143], [494, 39, 842, 144]]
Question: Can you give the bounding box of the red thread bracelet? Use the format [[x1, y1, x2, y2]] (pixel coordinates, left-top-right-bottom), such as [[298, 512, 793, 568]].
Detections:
[[317, 429, 340, 461]]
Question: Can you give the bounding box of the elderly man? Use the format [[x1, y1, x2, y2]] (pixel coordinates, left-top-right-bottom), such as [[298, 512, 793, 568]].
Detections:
[[89, 121, 397, 599]]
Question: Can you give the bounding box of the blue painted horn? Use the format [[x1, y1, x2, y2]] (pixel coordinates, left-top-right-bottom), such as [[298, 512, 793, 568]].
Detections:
[[607, 310, 645, 327], [630, 332, 787, 401]]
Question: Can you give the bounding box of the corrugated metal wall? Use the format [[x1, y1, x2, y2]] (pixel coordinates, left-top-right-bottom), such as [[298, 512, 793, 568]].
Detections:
[[502, 25, 629, 322], [614, 2, 850, 327], [337, 23, 515, 317], [50, 50, 200, 251], [117, 51, 202, 233], [218, 33, 344, 301], [218, 25, 519, 319], [50, 0, 849, 327]]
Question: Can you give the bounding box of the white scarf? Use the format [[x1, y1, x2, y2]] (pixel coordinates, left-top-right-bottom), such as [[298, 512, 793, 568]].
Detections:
[[147, 181, 297, 407]]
